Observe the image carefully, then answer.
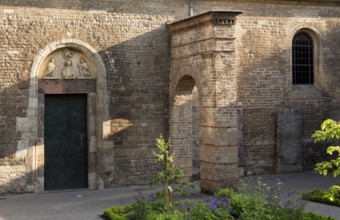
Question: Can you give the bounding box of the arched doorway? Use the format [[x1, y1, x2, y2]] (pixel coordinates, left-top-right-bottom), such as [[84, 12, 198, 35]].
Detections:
[[170, 75, 200, 181], [24, 40, 107, 192]]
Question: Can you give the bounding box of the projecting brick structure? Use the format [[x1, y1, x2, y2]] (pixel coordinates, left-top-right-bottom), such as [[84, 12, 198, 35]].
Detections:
[[0, 0, 339, 193], [168, 11, 242, 191]]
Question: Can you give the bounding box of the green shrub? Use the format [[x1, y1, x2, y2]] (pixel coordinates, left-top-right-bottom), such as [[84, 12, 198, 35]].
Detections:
[[302, 187, 340, 207], [147, 211, 187, 220], [312, 119, 340, 178], [103, 190, 335, 220], [215, 188, 247, 218], [215, 177, 307, 220], [103, 205, 132, 220], [302, 212, 335, 220], [175, 197, 233, 220], [300, 119, 340, 207], [128, 193, 166, 220], [103, 134, 336, 220]]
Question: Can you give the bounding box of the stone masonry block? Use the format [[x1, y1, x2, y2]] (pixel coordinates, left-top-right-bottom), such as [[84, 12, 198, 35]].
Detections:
[[16, 117, 34, 132]]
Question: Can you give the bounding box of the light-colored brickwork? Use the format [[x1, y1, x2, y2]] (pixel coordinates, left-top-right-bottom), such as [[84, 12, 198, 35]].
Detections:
[[0, 166, 26, 194], [168, 11, 241, 191], [0, 0, 339, 193]]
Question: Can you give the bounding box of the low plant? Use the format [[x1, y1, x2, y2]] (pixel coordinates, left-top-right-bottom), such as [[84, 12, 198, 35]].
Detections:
[[214, 176, 333, 220], [301, 212, 336, 220], [102, 205, 132, 220], [176, 196, 233, 220], [103, 186, 335, 220], [103, 135, 335, 220], [304, 119, 340, 204], [312, 119, 340, 178], [302, 186, 340, 207]]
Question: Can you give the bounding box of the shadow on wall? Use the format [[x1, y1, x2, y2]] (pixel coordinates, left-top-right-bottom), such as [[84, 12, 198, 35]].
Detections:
[[169, 14, 340, 179], [235, 20, 340, 174], [0, 73, 31, 194], [97, 27, 171, 186], [0, 23, 171, 194], [2, 8, 340, 194]]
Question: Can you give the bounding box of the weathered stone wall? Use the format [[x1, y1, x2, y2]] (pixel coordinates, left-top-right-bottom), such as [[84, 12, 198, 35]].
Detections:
[[0, 166, 26, 194], [0, 0, 339, 193], [169, 1, 340, 176], [234, 4, 337, 173], [0, 3, 177, 191], [192, 86, 200, 180], [169, 11, 241, 191], [171, 84, 194, 181], [276, 108, 303, 172]]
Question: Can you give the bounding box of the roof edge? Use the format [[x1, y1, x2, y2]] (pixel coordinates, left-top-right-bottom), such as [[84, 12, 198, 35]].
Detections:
[[167, 10, 243, 27]]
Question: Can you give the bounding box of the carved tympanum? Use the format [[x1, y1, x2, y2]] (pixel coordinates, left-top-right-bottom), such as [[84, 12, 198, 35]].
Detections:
[[41, 48, 95, 79]]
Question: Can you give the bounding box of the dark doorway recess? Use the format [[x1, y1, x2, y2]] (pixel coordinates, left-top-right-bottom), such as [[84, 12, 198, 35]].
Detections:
[[44, 94, 88, 191]]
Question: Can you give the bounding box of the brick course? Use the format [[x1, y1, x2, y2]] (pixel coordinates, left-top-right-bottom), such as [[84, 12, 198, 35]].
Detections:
[[0, 0, 339, 193]]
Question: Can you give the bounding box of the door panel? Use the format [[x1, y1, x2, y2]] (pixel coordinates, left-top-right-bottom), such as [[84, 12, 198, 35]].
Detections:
[[44, 94, 88, 191]]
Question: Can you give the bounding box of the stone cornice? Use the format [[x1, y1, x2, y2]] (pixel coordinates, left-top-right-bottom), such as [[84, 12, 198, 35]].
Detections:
[[167, 11, 242, 35], [239, 0, 340, 5]]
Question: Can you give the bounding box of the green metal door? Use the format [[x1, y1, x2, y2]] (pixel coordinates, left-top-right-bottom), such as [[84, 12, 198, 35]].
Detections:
[[44, 94, 88, 191]]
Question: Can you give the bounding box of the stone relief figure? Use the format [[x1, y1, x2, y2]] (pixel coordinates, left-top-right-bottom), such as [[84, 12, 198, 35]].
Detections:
[[62, 59, 75, 79], [78, 57, 92, 77], [44, 58, 56, 77], [63, 49, 74, 59]]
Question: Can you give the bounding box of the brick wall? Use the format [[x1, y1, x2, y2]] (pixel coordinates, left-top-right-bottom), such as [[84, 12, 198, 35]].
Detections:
[[0, 4, 176, 190], [0, 166, 26, 194], [0, 0, 339, 192]]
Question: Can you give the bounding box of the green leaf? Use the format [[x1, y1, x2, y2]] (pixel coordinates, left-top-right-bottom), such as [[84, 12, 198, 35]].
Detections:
[[322, 169, 328, 176]]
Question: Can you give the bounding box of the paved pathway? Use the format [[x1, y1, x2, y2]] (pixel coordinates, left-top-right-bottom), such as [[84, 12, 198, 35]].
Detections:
[[0, 171, 339, 220]]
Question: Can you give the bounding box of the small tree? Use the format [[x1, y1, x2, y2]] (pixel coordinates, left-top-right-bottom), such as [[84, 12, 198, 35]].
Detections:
[[312, 119, 340, 201], [152, 135, 186, 213], [312, 119, 340, 177]]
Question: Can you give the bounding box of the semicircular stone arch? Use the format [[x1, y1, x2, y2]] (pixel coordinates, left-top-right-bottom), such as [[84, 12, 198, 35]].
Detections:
[[170, 65, 203, 108], [20, 39, 108, 192]]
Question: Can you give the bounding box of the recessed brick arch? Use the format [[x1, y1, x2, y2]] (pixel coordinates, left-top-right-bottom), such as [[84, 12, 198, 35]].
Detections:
[[170, 65, 203, 108], [20, 39, 108, 192], [170, 73, 201, 181]]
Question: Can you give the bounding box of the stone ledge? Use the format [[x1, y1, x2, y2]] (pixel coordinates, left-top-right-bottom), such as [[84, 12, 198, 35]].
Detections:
[[275, 165, 303, 173]]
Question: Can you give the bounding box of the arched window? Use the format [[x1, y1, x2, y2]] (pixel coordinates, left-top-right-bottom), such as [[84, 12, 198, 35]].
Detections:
[[292, 32, 314, 84]]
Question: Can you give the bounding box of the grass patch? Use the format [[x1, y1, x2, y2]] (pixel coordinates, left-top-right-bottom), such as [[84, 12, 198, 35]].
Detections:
[[302, 185, 340, 207], [103, 205, 133, 220]]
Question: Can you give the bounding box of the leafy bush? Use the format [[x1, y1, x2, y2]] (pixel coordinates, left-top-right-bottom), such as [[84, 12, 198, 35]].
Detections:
[[302, 186, 340, 207], [301, 212, 335, 220], [102, 205, 132, 220], [306, 119, 340, 204], [103, 187, 335, 220], [214, 177, 333, 220], [147, 211, 186, 220], [103, 135, 335, 220], [312, 119, 340, 178], [128, 193, 166, 220], [176, 196, 233, 220]]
